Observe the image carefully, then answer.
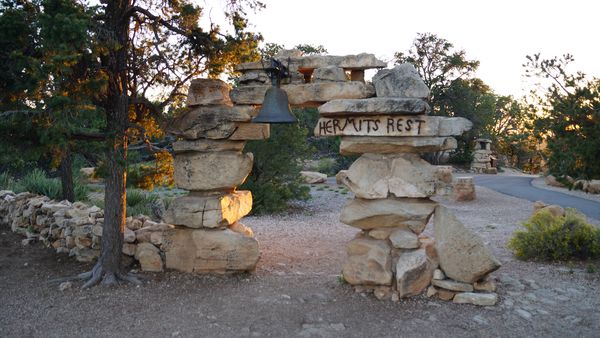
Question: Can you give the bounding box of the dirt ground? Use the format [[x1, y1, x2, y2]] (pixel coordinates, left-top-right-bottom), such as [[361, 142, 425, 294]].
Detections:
[[1, 183, 600, 337]]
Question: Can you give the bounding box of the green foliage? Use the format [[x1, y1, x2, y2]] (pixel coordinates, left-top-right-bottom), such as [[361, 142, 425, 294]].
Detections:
[[241, 124, 312, 214], [525, 54, 600, 179], [125, 189, 160, 217], [19, 169, 62, 200], [0, 171, 22, 191], [508, 208, 600, 261]]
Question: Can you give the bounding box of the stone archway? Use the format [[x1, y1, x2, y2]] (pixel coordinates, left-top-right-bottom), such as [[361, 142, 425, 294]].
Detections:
[[162, 51, 500, 304]]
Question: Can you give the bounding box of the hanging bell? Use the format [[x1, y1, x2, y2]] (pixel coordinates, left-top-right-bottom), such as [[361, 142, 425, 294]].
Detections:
[[252, 86, 297, 124]]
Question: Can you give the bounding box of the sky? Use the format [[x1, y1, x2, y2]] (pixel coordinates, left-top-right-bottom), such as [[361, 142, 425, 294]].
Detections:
[[234, 0, 599, 97]]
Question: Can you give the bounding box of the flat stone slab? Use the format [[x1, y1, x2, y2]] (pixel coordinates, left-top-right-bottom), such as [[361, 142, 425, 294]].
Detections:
[[314, 115, 472, 137], [167, 105, 255, 140], [339, 136, 457, 155], [163, 191, 252, 229], [174, 152, 253, 191], [318, 98, 430, 116], [230, 82, 375, 106], [234, 53, 386, 72], [431, 279, 474, 292], [453, 292, 498, 306], [173, 139, 246, 153], [340, 197, 437, 233]]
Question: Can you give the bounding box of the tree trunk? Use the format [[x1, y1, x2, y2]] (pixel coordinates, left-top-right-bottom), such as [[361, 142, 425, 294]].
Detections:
[[82, 0, 134, 287], [59, 146, 75, 202]]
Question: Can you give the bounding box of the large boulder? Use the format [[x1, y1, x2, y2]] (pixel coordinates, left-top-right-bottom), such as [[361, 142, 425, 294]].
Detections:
[[433, 206, 501, 283], [173, 151, 253, 191], [341, 153, 436, 199], [587, 180, 600, 194], [372, 64, 430, 98], [162, 191, 252, 229], [340, 198, 436, 233], [395, 248, 436, 298], [186, 78, 232, 106], [339, 136, 456, 155], [164, 228, 259, 273], [544, 174, 565, 188], [342, 236, 392, 286], [318, 98, 430, 116]]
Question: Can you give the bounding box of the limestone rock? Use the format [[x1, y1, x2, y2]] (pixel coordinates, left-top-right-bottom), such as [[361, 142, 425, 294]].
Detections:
[[122, 243, 136, 256], [340, 198, 436, 233], [124, 228, 136, 243], [389, 229, 419, 249], [319, 98, 430, 116], [474, 279, 497, 292], [342, 153, 436, 199], [300, 171, 327, 184], [539, 204, 565, 217], [314, 116, 472, 137], [453, 292, 498, 306], [395, 248, 435, 298], [312, 66, 347, 82], [372, 64, 430, 98], [433, 269, 445, 280], [431, 279, 474, 292], [434, 206, 501, 283], [453, 177, 475, 201], [135, 243, 164, 272], [72, 247, 100, 263], [339, 136, 457, 155], [373, 286, 393, 301], [227, 123, 270, 140], [335, 170, 348, 185], [164, 228, 259, 273], [586, 180, 600, 194], [426, 285, 437, 298], [230, 82, 375, 106], [228, 222, 254, 237], [162, 191, 252, 229], [173, 152, 253, 191], [173, 139, 245, 153], [238, 70, 270, 85], [186, 79, 232, 106], [167, 105, 253, 140], [544, 175, 565, 188], [342, 237, 392, 286], [235, 53, 386, 72], [368, 228, 394, 240], [437, 288, 456, 301]]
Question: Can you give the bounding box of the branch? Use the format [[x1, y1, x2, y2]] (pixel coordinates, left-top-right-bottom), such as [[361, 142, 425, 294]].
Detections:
[[128, 6, 188, 36]]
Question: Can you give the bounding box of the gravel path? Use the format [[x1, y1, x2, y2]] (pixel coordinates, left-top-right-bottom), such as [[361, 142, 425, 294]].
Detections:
[[1, 183, 599, 337]]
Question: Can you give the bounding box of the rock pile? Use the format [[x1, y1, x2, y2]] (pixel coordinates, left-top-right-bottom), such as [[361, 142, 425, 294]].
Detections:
[[164, 78, 264, 273], [471, 138, 496, 174], [0, 190, 170, 271], [313, 64, 500, 304]]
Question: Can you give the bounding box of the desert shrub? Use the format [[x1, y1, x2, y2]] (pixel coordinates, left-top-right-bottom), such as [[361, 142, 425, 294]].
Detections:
[[0, 171, 22, 191], [241, 124, 311, 214], [508, 208, 600, 261], [19, 169, 62, 200], [126, 189, 160, 218]]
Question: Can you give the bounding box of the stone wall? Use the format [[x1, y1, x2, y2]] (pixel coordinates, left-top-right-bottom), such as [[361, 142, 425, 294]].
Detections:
[[0, 190, 169, 272]]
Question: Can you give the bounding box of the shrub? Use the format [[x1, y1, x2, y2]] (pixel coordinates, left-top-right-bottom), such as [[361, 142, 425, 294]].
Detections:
[[19, 169, 62, 200], [0, 171, 22, 192], [126, 189, 161, 218], [508, 208, 600, 261], [241, 124, 311, 214]]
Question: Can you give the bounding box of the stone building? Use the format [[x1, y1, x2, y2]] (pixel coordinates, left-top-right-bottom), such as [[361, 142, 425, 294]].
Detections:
[[471, 138, 497, 174]]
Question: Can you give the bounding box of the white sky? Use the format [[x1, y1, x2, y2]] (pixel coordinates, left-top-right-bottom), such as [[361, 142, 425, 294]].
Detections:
[[239, 0, 599, 97]]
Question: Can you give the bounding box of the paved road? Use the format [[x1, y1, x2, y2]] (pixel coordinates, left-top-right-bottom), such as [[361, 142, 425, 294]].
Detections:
[[473, 175, 600, 220]]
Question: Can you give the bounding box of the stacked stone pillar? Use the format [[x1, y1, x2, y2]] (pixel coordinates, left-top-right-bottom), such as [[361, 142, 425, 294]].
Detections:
[[161, 79, 268, 273], [314, 64, 500, 303]]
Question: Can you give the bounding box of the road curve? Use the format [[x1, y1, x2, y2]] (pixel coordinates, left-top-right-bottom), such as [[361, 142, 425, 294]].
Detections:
[[473, 175, 600, 220]]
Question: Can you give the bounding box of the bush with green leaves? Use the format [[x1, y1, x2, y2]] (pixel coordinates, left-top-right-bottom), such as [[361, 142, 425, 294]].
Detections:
[[241, 123, 311, 214], [508, 208, 600, 261], [1, 169, 89, 201]]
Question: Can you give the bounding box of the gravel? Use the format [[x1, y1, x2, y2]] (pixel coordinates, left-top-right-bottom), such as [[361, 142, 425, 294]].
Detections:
[[1, 182, 600, 337]]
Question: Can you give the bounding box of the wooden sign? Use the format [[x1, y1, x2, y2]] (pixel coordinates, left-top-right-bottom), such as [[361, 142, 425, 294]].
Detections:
[[314, 115, 471, 137]]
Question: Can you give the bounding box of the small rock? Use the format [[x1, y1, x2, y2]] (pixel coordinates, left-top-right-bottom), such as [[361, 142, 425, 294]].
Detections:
[[433, 269, 445, 280], [124, 228, 136, 243], [516, 308, 532, 320], [389, 228, 419, 249], [426, 285, 437, 298], [431, 279, 473, 292], [135, 243, 163, 272], [472, 315, 489, 325], [474, 279, 497, 292], [373, 286, 393, 300], [437, 288, 456, 301], [453, 292, 498, 306], [59, 281, 72, 291], [300, 171, 327, 184]]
